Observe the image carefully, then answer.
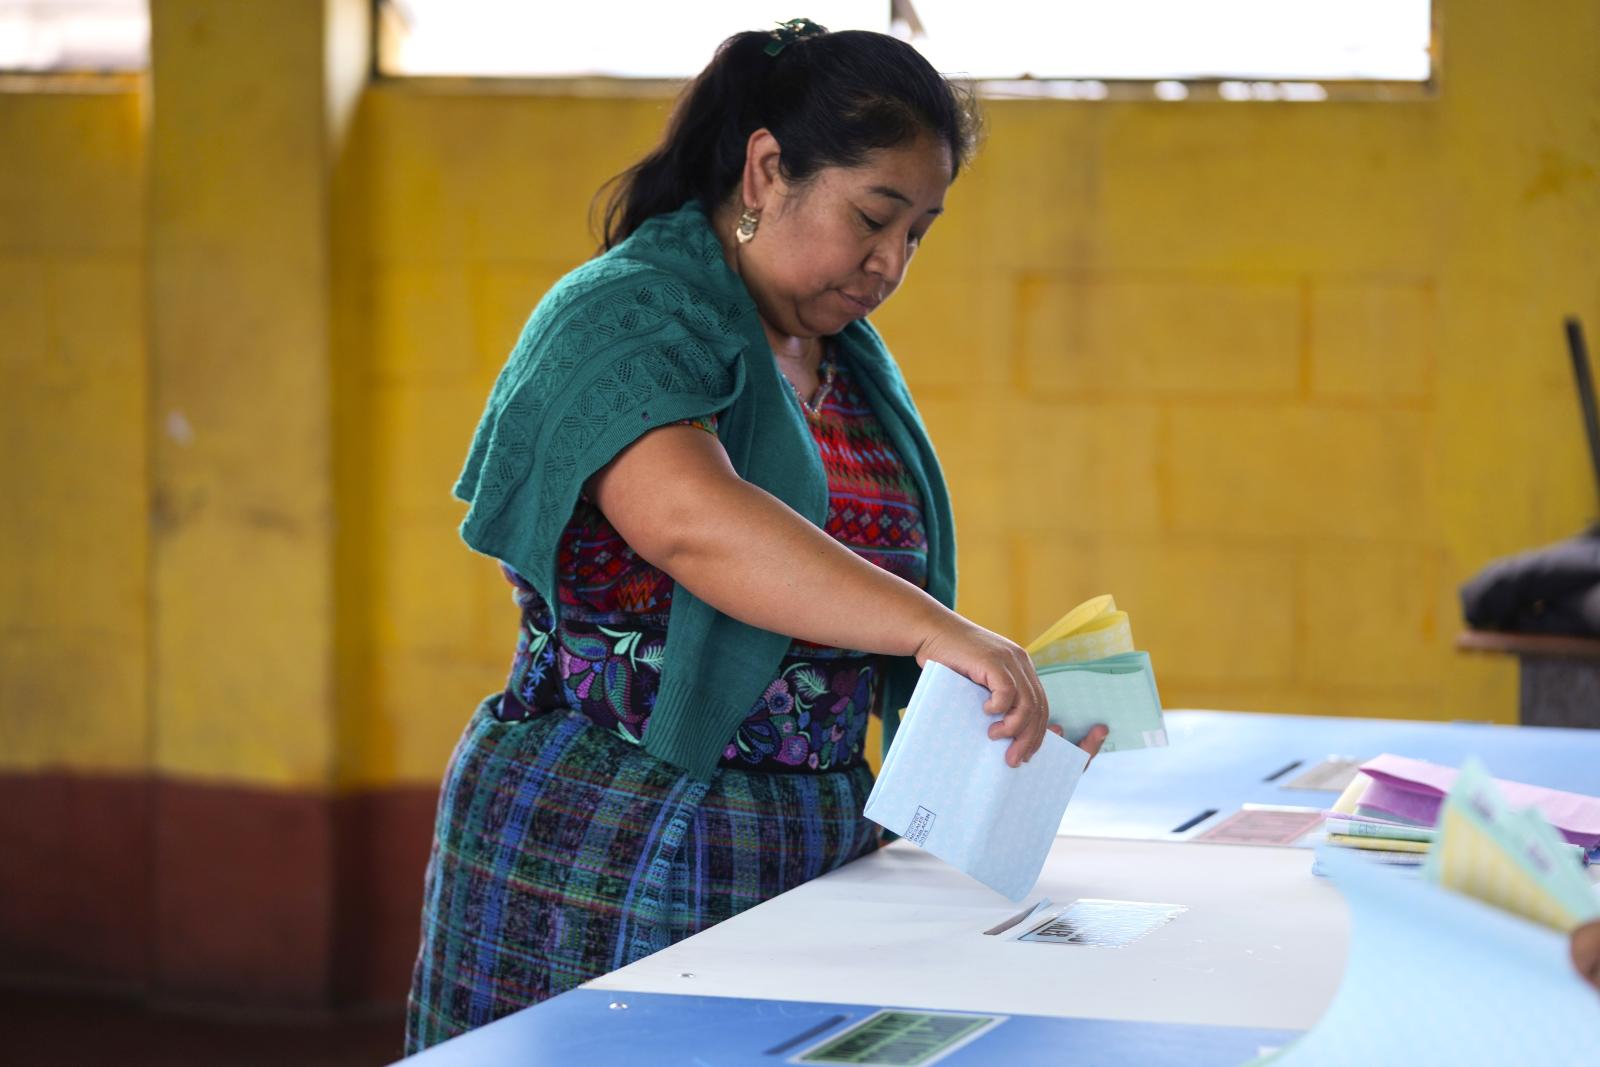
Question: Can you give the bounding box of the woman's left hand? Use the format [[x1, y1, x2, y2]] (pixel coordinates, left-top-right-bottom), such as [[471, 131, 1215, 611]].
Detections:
[[1049, 723, 1109, 765], [1574, 920, 1600, 992]]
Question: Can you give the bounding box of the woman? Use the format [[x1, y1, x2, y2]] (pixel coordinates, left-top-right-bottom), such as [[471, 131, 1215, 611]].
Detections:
[[406, 20, 1106, 1052]]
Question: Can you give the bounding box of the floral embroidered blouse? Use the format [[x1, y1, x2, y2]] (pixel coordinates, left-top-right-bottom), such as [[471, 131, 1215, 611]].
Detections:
[[496, 352, 928, 773]]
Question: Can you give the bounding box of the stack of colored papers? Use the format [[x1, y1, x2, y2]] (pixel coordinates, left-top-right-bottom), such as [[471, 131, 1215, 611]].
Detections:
[[1323, 775, 1434, 869], [1356, 754, 1600, 848], [1323, 754, 1600, 870], [1027, 596, 1166, 753], [863, 663, 1090, 901]]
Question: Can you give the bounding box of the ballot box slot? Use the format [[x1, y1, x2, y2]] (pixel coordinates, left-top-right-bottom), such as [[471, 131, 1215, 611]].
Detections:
[[1262, 759, 1304, 783], [1172, 808, 1219, 834]]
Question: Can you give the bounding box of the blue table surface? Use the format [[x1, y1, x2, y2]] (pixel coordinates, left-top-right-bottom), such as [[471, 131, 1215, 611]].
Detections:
[[399, 988, 1298, 1067], [1063, 710, 1600, 842]]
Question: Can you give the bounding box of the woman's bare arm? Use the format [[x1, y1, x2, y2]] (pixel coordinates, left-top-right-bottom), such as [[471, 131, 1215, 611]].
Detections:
[[588, 424, 1060, 765]]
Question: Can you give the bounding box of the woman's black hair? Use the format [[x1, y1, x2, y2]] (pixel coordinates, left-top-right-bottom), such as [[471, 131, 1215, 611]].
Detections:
[[596, 25, 981, 249]]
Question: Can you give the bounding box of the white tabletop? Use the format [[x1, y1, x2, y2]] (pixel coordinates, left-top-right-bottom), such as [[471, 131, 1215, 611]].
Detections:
[[589, 835, 1354, 1032]]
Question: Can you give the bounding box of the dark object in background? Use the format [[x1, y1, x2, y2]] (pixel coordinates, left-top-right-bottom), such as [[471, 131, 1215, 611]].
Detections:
[[1459, 525, 1600, 635], [1459, 320, 1600, 638]]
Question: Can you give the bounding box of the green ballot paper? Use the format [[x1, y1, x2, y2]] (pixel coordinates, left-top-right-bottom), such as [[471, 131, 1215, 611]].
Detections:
[[1038, 651, 1167, 753]]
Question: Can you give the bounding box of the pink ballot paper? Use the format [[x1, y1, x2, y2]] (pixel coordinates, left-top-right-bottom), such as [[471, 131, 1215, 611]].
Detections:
[[1357, 754, 1600, 849]]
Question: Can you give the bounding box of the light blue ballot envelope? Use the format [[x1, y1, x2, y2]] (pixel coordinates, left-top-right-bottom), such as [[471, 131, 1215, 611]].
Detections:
[[863, 662, 1090, 901]]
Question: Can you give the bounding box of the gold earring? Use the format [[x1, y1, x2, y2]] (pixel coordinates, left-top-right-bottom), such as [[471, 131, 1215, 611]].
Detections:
[[735, 207, 760, 245]]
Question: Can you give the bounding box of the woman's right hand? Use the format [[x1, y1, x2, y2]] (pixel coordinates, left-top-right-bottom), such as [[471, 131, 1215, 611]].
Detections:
[[912, 614, 1107, 768]]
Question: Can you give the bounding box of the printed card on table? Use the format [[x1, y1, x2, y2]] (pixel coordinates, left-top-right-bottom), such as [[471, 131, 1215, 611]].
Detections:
[[1193, 806, 1326, 847]]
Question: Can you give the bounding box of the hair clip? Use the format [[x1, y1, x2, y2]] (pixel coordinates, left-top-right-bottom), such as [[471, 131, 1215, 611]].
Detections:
[[763, 17, 827, 57]]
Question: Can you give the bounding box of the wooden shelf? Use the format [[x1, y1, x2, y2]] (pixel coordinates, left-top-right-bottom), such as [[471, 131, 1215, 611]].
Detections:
[[1455, 629, 1600, 660]]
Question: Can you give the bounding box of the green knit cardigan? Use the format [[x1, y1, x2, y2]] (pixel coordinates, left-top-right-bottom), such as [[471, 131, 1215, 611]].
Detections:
[[454, 202, 957, 780]]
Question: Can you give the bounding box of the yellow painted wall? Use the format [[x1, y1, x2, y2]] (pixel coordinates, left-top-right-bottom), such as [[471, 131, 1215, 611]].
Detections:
[[4, 0, 1598, 789], [0, 85, 148, 774]]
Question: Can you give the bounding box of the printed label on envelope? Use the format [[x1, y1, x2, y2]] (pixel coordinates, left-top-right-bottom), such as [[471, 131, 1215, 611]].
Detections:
[[905, 806, 936, 846]]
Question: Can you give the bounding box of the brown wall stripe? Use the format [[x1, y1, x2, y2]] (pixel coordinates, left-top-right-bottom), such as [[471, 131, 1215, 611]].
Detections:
[[0, 773, 437, 1012]]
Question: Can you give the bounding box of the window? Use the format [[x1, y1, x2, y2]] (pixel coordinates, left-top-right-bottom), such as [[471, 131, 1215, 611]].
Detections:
[[377, 0, 1432, 98], [378, 0, 884, 80], [0, 0, 148, 73], [914, 0, 1430, 82]]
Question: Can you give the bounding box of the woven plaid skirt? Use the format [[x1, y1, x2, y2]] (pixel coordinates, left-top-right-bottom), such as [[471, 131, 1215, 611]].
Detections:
[[404, 696, 880, 1053]]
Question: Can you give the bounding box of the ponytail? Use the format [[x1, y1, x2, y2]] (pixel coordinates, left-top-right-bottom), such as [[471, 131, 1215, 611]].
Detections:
[[595, 26, 979, 250]]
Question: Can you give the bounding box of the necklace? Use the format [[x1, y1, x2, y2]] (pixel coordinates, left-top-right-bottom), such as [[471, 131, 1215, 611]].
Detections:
[[782, 342, 836, 417]]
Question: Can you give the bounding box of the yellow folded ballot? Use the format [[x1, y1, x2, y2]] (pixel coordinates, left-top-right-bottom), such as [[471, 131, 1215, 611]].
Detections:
[[1026, 594, 1135, 666], [1026, 596, 1166, 753], [1422, 758, 1600, 933]]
